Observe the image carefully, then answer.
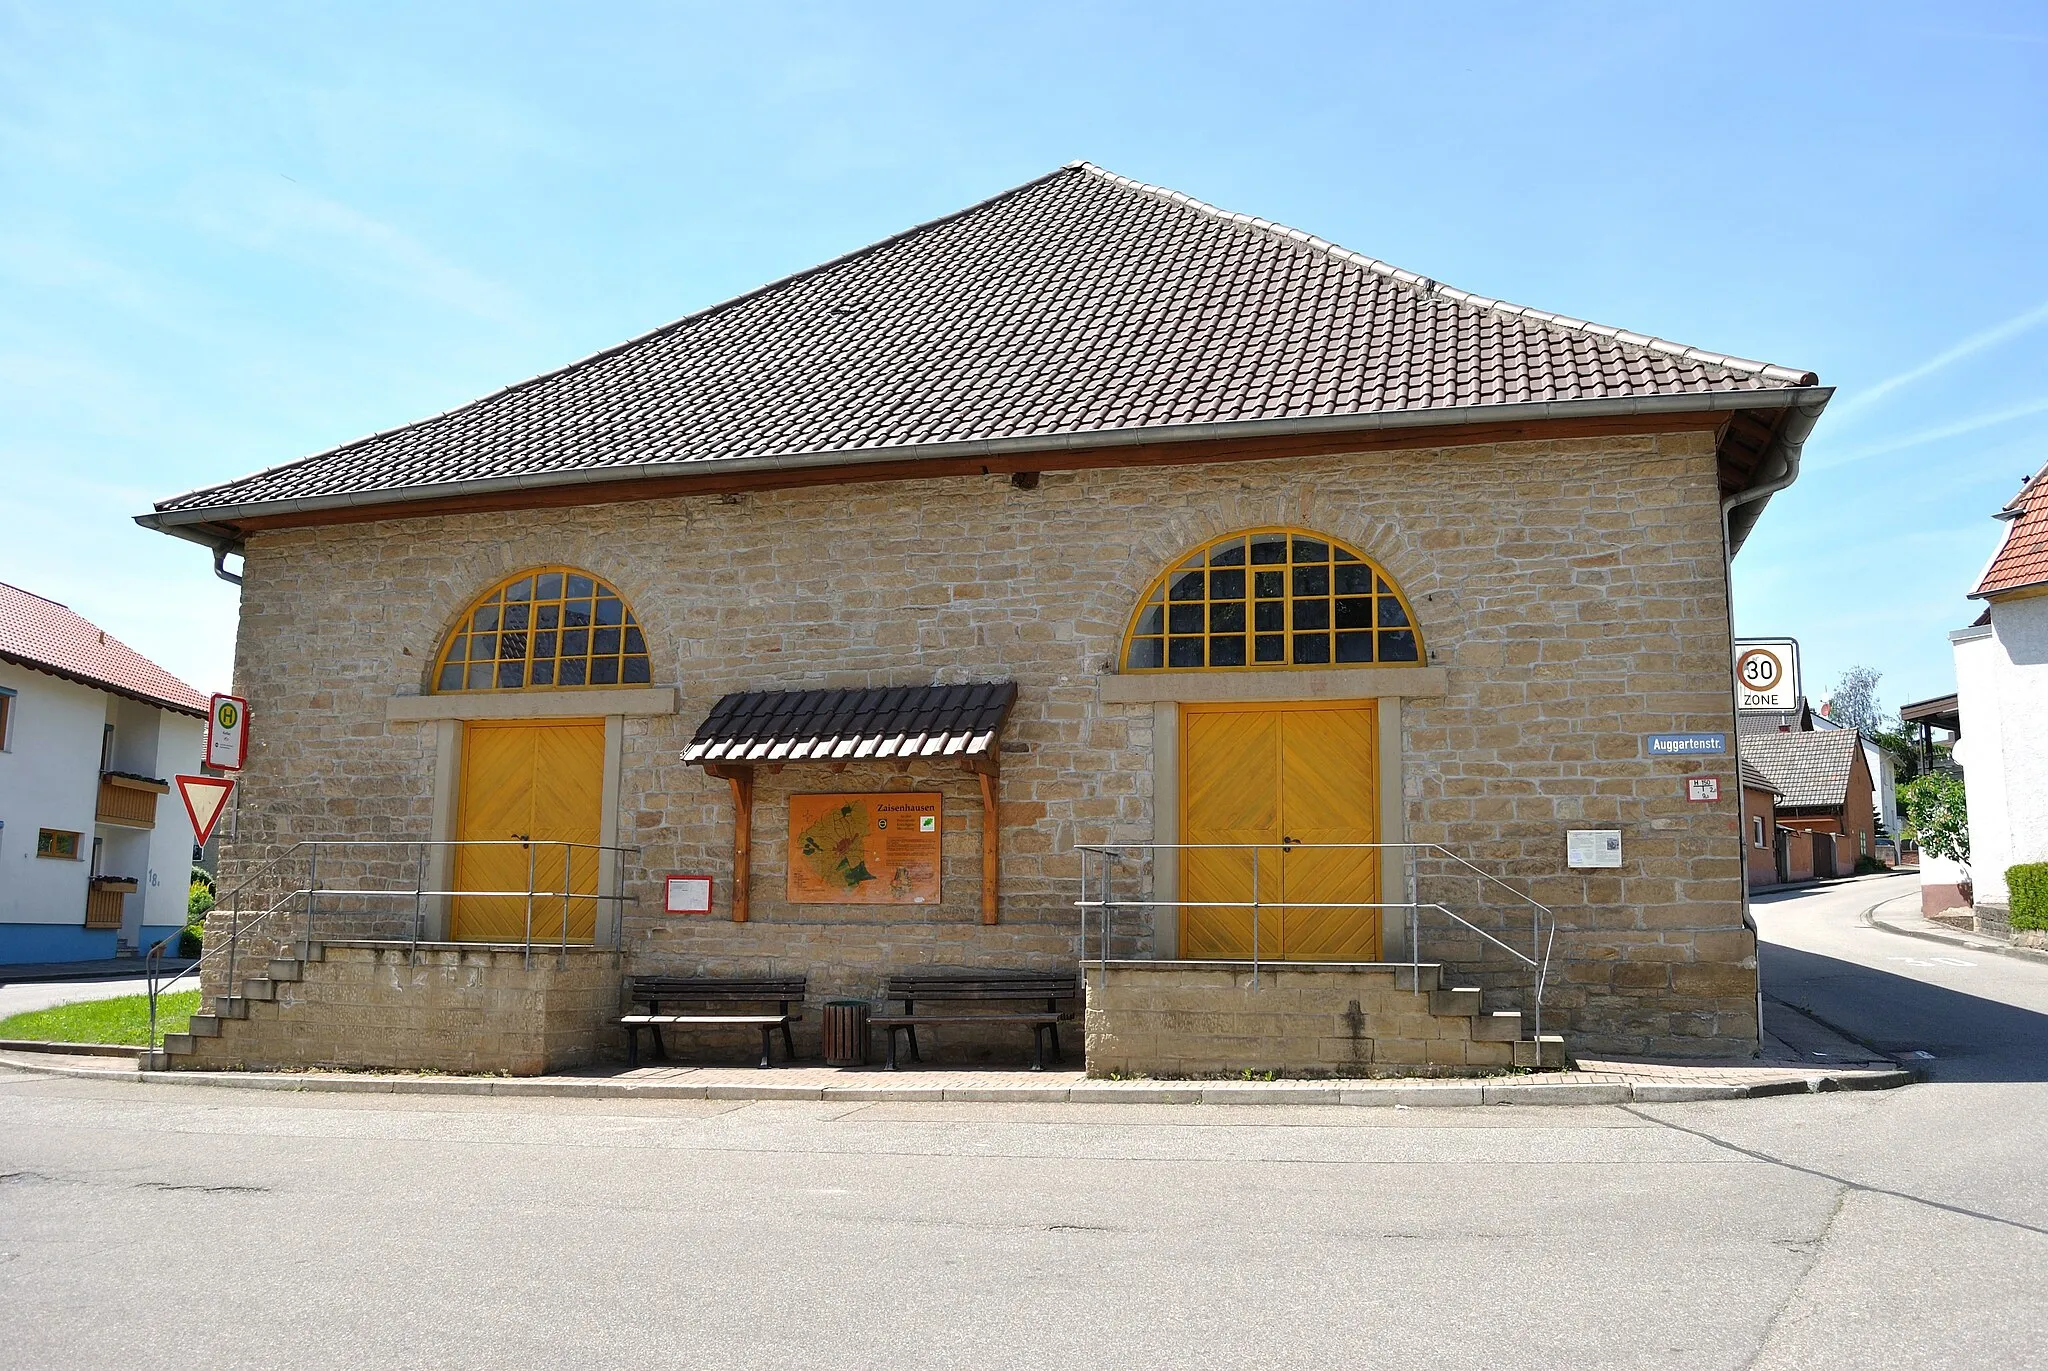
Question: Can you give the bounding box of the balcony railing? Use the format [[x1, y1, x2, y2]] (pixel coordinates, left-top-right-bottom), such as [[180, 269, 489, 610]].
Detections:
[[96, 772, 168, 828]]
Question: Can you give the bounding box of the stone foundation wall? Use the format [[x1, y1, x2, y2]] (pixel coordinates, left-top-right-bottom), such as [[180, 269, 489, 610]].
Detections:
[[1084, 961, 1517, 1078], [177, 944, 617, 1075]]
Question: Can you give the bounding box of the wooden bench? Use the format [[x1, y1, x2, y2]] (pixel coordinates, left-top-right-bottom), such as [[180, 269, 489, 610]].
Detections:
[[870, 972, 1079, 1071], [622, 976, 806, 1069]]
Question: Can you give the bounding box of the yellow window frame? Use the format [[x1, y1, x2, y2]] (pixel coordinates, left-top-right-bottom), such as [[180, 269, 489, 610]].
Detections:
[[1120, 528, 1425, 672], [433, 567, 653, 693]]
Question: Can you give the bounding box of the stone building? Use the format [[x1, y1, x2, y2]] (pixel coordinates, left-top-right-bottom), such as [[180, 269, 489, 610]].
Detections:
[[141, 163, 1829, 1069]]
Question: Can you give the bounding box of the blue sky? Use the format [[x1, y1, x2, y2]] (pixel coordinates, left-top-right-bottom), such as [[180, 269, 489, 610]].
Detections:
[[3, 3, 2044, 715]]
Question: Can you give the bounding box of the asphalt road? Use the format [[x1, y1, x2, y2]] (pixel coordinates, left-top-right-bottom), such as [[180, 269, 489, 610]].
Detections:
[[4, 877, 2044, 1371], [0, 975, 158, 1019]]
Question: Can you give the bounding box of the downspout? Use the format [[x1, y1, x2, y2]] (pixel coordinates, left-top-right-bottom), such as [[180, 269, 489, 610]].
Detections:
[[210, 538, 245, 586], [1717, 390, 1830, 1053]]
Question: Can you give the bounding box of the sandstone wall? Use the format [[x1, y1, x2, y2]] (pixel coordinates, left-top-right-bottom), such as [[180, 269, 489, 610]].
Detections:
[[218, 429, 1756, 1058]]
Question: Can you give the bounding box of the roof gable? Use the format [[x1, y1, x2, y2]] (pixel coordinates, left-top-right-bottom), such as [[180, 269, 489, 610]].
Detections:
[[1972, 458, 2048, 599], [1742, 730, 1865, 810], [149, 162, 1819, 525], [0, 583, 209, 717]]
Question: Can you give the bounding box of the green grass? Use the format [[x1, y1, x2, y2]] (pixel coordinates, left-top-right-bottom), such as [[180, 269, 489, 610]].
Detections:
[[0, 990, 200, 1046]]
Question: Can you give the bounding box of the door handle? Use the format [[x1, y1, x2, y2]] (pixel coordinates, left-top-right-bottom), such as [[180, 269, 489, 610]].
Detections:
[[1281, 835, 1299, 852]]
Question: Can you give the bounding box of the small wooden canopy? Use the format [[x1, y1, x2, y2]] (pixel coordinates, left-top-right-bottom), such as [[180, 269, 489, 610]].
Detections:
[[684, 683, 1018, 923]]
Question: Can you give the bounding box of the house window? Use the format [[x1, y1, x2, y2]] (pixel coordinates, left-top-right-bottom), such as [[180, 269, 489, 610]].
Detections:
[[1123, 529, 1424, 670], [37, 828, 82, 860], [433, 568, 652, 692], [0, 687, 13, 750], [1753, 816, 1765, 848]]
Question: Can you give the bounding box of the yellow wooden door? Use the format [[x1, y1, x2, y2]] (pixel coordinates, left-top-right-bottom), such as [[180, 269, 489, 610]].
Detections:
[[1180, 702, 1379, 961], [453, 719, 605, 943], [1179, 708, 1283, 959], [1276, 705, 1380, 960]]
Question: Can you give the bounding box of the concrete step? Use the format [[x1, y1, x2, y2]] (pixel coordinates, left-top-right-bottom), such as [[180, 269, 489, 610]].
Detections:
[[187, 1014, 221, 1038], [1472, 1010, 1525, 1042], [242, 978, 277, 1002], [1430, 987, 1483, 1017], [161, 1034, 194, 1056], [291, 941, 325, 963], [213, 996, 249, 1020], [1390, 965, 1442, 993], [1513, 1036, 1567, 1070], [267, 959, 303, 983]]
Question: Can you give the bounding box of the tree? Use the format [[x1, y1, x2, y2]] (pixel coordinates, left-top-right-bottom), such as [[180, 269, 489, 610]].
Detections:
[[1900, 771, 1969, 868], [1822, 665, 1888, 738], [1870, 723, 1922, 783]]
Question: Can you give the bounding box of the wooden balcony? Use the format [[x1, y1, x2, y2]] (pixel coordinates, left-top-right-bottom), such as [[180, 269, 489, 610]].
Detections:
[[96, 773, 169, 829], [84, 878, 135, 930]]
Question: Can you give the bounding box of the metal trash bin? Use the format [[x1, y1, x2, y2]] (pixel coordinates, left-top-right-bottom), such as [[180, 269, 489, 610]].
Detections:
[[821, 999, 870, 1067]]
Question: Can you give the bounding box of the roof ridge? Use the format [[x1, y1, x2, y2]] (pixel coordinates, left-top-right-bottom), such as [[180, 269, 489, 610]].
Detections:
[[155, 167, 1083, 514], [0, 581, 68, 608], [1071, 161, 1817, 387]]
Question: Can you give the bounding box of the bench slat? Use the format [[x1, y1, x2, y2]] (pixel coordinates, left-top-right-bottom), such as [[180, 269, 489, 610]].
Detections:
[[622, 1014, 795, 1026], [868, 1013, 1062, 1025]]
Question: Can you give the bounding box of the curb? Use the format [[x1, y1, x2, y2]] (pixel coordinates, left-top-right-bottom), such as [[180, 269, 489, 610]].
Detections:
[[1863, 897, 2048, 967], [0, 1051, 1913, 1106], [0, 1039, 146, 1059]]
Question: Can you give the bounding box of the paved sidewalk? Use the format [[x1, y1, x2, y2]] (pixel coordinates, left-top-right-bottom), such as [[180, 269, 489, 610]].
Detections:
[[1865, 890, 2048, 966], [0, 997, 1912, 1105], [0, 957, 195, 984]]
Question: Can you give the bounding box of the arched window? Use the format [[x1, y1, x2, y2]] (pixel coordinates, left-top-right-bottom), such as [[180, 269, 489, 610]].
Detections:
[[433, 568, 652, 692], [1122, 529, 1423, 671]]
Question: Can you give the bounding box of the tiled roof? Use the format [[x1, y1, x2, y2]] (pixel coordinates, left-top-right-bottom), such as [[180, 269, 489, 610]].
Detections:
[[1739, 759, 1782, 796], [683, 682, 1016, 765], [1741, 730, 1863, 810], [0, 582, 209, 717], [1736, 700, 1813, 735], [151, 163, 1816, 521], [1972, 458, 2048, 598]]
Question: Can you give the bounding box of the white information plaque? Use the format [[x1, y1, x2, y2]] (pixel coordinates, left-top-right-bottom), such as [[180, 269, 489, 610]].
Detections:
[[1567, 829, 1623, 869]]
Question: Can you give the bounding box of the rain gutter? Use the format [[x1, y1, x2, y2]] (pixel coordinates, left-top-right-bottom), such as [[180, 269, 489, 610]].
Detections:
[[138, 387, 1831, 543]]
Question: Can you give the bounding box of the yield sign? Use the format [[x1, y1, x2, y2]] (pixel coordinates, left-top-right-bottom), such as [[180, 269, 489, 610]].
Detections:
[[175, 775, 236, 846]]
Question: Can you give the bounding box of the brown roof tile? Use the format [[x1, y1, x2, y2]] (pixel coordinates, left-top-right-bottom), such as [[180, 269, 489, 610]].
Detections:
[[1742, 730, 1863, 810], [150, 163, 1816, 521], [1973, 458, 2048, 598]]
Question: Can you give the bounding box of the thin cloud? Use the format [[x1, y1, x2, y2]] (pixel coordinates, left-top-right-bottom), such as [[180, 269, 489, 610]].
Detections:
[[1813, 395, 2048, 469], [1835, 298, 2048, 417]]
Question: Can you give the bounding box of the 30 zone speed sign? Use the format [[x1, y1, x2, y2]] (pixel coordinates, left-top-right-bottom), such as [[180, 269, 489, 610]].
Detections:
[[1734, 639, 1800, 712]]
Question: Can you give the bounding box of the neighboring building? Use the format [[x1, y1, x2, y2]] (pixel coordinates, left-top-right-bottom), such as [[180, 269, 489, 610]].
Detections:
[[0, 583, 208, 963], [1951, 459, 2048, 915], [138, 163, 1831, 1066], [1899, 691, 1963, 912], [1739, 759, 1783, 890], [1741, 729, 1875, 879]]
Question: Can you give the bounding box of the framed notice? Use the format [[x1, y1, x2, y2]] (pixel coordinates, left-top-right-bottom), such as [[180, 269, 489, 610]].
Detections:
[[664, 875, 714, 914], [1567, 829, 1623, 869], [787, 792, 942, 905]]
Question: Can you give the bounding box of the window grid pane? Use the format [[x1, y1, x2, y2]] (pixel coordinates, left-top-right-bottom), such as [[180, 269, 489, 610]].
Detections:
[[1123, 531, 1424, 671], [434, 568, 653, 692]]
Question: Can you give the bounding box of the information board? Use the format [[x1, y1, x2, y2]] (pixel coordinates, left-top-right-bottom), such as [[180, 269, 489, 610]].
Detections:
[[787, 792, 942, 905]]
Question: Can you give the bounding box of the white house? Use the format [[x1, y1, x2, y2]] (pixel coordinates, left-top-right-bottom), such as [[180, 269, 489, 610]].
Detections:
[[1950, 459, 2048, 914], [0, 582, 209, 964]]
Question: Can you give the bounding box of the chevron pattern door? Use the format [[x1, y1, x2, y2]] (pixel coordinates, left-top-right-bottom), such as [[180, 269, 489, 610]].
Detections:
[[453, 719, 605, 943]]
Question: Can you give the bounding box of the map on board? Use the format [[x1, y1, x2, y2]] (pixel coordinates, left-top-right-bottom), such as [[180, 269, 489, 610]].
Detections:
[[787, 792, 942, 905]]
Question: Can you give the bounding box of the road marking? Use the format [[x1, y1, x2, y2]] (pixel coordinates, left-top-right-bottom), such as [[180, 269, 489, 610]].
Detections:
[[1887, 956, 1977, 968]]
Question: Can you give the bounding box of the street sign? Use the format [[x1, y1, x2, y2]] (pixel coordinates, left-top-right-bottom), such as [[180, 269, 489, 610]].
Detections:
[[206, 693, 249, 770], [175, 775, 236, 846], [1646, 732, 1727, 757], [1734, 638, 1801, 712]]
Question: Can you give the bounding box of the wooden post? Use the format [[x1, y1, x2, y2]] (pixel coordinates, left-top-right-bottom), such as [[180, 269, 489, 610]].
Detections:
[[968, 753, 1000, 925], [705, 764, 754, 923]]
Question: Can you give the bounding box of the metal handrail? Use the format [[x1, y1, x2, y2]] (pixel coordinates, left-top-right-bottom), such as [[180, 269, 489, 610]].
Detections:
[[144, 837, 643, 1064], [1073, 840, 1558, 1042]]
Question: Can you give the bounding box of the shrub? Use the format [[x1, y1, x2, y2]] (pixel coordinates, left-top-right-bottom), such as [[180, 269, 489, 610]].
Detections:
[[188, 879, 216, 921], [177, 922, 203, 957], [2010, 863, 2048, 932], [1901, 772, 1969, 865], [1854, 854, 1888, 875]]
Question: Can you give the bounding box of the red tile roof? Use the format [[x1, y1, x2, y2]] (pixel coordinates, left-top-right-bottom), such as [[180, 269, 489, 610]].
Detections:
[[0, 583, 209, 717], [1974, 459, 2048, 598]]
